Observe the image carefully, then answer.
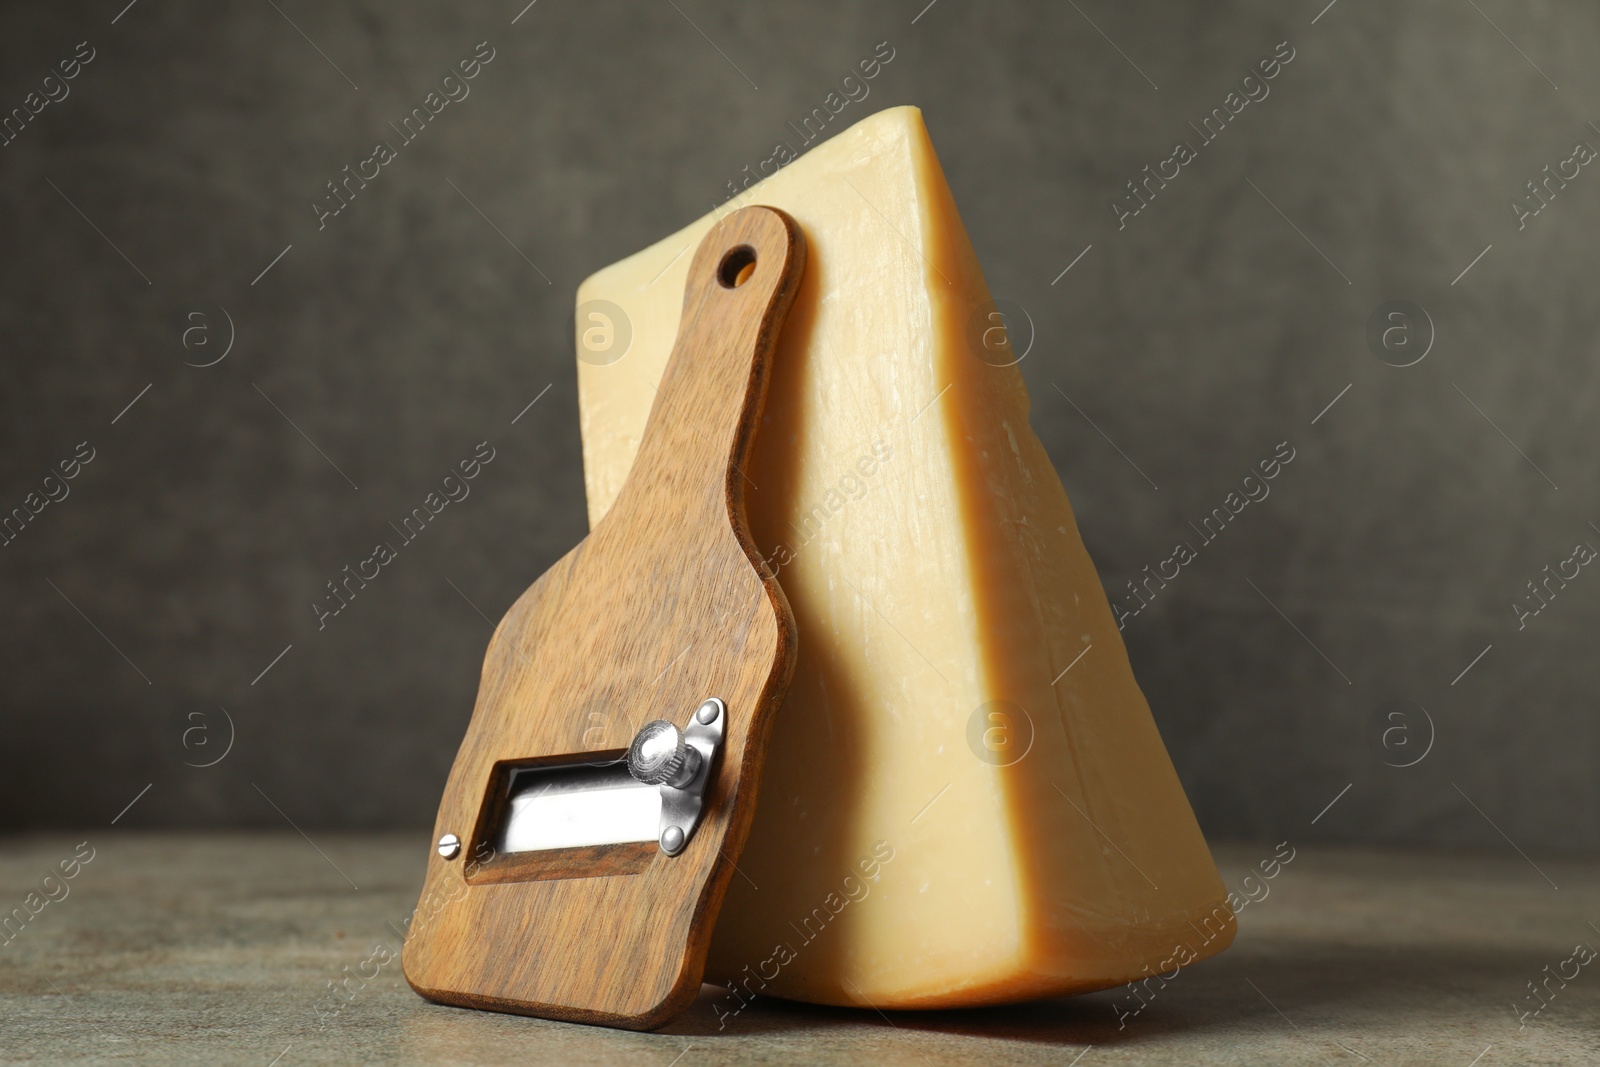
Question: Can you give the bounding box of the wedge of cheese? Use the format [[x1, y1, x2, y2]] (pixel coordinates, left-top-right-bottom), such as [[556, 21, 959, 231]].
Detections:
[[574, 106, 1233, 1009]]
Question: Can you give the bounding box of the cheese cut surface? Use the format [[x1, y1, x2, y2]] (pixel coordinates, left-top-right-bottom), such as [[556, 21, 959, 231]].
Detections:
[[575, 106, 1234, 1009]]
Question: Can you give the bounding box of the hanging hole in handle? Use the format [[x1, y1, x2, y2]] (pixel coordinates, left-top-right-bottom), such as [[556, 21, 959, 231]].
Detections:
[[717, 246, 757, 289]]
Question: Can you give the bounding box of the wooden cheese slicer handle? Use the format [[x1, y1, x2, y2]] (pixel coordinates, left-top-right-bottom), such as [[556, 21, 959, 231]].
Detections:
[[609, 207, 806, 537]]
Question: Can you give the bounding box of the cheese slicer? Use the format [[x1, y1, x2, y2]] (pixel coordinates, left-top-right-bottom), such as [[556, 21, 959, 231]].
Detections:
[[401, 205, 805, 1029]]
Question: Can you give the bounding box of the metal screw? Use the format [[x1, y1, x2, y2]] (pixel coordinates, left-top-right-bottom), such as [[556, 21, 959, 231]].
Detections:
[[628, 720, 701, 788], [696, 699, 722, 725], [661, 826, 685, 853], [437, 833, 461, 860]]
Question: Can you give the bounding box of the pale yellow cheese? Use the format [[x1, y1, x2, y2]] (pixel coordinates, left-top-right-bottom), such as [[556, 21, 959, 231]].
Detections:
[[575, 106, 1234, 1009]]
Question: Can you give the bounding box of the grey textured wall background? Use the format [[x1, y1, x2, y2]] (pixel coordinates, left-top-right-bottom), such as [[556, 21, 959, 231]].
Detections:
[[1, 0, 1595, 855]]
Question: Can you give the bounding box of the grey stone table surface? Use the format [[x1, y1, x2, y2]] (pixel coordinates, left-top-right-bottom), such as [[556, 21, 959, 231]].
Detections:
[[1, 835, 1597, 1066]]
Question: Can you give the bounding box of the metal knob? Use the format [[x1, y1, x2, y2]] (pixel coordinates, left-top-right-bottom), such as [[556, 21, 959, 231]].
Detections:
[[627, 720, 702, 788]]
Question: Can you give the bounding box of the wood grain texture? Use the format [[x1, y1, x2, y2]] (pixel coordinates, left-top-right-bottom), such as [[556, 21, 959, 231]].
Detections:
[[401, 206, 805, 1030]]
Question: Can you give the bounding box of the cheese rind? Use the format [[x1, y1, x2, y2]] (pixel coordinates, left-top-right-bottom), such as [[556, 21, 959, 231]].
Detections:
[[576, 106, 1233, 1008]]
